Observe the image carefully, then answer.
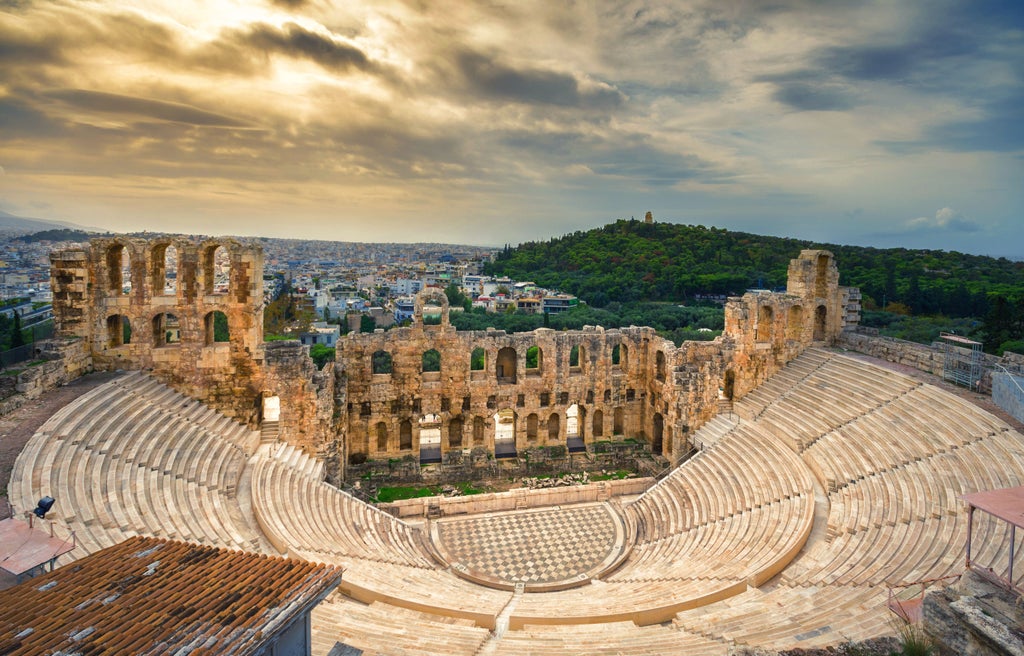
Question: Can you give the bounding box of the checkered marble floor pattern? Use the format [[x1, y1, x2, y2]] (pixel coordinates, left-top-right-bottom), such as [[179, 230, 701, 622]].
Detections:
[[433, 503, 620, 586]]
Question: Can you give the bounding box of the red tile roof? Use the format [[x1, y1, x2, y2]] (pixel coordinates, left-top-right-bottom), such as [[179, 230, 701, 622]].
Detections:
[[0, 536, 342, 655]]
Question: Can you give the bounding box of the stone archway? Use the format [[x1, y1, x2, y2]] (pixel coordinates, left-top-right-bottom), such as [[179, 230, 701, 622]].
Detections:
[[414, 288, 450, 327]]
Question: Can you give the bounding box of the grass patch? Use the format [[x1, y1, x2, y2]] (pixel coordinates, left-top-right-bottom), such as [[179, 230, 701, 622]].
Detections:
[[373, 482, 484, 503]]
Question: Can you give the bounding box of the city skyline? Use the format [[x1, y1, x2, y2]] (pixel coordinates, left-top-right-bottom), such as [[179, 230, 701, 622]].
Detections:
[[1, 1, 1022, 257]]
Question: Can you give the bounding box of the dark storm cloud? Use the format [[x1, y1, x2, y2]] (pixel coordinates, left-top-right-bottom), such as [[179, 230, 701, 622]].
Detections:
[[454, 50, 625, 109], [238, 22, 373, 72], [45, 90, 252, 128]]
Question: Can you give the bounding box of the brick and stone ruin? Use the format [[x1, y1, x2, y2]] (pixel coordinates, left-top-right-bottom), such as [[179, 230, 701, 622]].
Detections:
[[6, 236, 1015, 655]]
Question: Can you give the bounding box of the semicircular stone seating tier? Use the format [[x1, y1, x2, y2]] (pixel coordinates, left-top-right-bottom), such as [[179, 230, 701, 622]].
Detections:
[[10, 348, 1024, 655], [9, 371, 264, 557]]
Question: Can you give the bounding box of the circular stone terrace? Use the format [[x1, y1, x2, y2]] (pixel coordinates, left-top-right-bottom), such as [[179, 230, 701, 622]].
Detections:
[[429, 502, 629, 591]]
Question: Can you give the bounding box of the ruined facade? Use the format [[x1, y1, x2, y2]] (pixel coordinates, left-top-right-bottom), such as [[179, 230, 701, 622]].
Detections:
[[50, 241, 857, 478]]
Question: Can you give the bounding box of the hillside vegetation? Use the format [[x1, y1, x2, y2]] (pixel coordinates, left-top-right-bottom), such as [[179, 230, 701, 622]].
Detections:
[[485, 219, 1024, 353]]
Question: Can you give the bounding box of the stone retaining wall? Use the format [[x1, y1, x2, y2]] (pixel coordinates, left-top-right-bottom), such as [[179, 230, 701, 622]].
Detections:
[[0, 337, 91, 416], [992, 373, 1024, 424], [379, 476, 653, 518]]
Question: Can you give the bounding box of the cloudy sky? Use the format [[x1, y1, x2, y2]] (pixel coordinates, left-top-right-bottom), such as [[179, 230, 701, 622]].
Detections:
[[1, 1, 1021, 256]]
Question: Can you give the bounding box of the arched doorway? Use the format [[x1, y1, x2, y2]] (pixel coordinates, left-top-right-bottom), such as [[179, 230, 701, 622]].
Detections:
[[493, 409, 516, 458], [814, 305, 827, 341], [566, 403, 585, 453], [496, 347, 516, 383], [652, 413, 664, 455], [419, 414, 442, 464]]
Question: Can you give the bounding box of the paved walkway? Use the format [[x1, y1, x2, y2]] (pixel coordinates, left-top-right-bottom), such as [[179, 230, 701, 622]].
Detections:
[[431, 502, 625, 590], [0, 372, 120, 520]]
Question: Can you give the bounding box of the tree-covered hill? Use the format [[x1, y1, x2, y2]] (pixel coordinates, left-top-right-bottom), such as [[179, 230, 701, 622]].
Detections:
[[485, 219, 1024, 319]]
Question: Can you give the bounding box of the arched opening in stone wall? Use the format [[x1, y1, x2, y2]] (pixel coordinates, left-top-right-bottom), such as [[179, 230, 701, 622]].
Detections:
[[652, 413, 664, 455], [106, 314, 131, 348], [201, 244, 229, 295], [592, 409, 604, 437], [567, 404, 586, 452], [419, 414, 441, 464], [757, 305, 774, 342], [399, 420, 413, 450], [526, 413, 538, 441], [619, 344, 629, 371], [655, 350, 666, 382], [376, 421, 388, 452], [547, 412, 560, 440], [473, 416, 485, 446], [611, 344, 621, 366], [493, 409, 516, 458], [723, 370, 735, 401], [787, 305, 804, 341], [105, 244, 129, 295], [470, 347, 486, 371], [815, 253, 830, 298], [569, 344, 583, 369], [422, 349, 441, 373], [814, 305, 827, 341], [566, 404, 580, 438], [496, 347, 516, 383], [152, 313, 180, 347], [204, 311, 229, 345], [372, 350, 393, 375], [150, 243, 177, 296], [448, 417, 463, 449], [613, 407, 624, 435], [526, 346, 542, 374]]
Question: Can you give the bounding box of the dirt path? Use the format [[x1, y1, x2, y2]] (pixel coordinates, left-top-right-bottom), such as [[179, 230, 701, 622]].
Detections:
[[0, 372, 120, 520]]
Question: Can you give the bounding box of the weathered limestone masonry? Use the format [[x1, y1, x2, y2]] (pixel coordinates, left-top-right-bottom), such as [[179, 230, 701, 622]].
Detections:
[[336, 250, 858, 472], [48, 241, 855, 477], [48, 237, 331, 455], [838, 330, 1024, 393], [0, 337, 90, 416]]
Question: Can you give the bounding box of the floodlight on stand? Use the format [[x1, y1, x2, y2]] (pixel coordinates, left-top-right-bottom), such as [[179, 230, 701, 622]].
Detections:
[[33, 496, 55, 519]]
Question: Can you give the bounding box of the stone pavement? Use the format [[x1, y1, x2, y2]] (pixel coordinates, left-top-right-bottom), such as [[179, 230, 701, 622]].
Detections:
[[431, 502, 625, 590]]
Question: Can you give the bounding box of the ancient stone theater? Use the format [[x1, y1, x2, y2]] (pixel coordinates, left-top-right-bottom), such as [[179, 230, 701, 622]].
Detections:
[[7, 237, 1022, 654]]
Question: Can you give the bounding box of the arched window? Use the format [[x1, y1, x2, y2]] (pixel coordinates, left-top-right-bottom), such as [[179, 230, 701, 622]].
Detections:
[[201, 244, 229, 295], [613, 407, 624, 435], [655, 351, 666, 382], [757, 305, 773, 342], [611, 344, 621, 366], [372, 350, 393, 374], [470, 347, 486, 371], [496, 347, 516, 383], [569, 344, 581, 368], [592, 409, 604, 437], [422, 349, 441, 373], [152, 313, 180, 347], [106, 244, 129, 295], [526, 345, 542, 373], [204, 311, 229, 345], [376, 422, 388, 451], [473, 416, 485, 446], [106, 314, 131, 348], [399, 420, 412, 450], [526, 413, 538, 441], [448, 417, 463, 449], [787, 305, 803, 340], [603, 389, 611, 403], [815, 254, 830, 298], [150, 243, 177, 296]]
